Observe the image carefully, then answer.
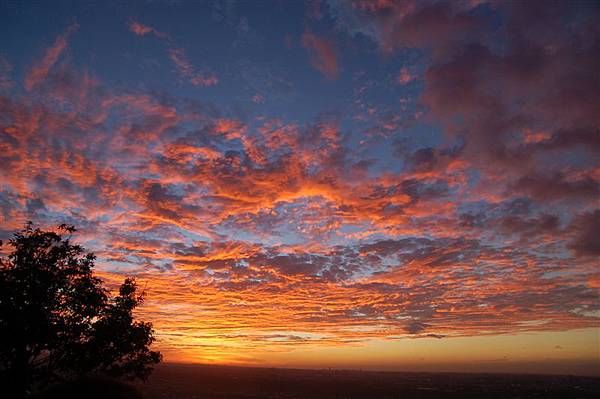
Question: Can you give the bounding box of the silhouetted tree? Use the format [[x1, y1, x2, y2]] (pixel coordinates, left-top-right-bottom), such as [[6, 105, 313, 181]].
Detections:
[[0, 223, 161, 398]]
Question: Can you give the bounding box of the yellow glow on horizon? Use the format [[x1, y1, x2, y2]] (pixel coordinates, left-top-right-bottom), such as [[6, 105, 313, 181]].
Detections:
[[160, 328, 600, 376]]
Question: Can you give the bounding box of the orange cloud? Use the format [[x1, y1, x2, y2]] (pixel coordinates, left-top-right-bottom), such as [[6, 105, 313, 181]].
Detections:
[[128, 20, 217, 87], [1, 18, 599, 367]]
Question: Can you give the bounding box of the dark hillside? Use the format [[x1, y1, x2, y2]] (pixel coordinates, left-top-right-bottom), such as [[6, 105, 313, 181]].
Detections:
[[137, 364, 600, 399]]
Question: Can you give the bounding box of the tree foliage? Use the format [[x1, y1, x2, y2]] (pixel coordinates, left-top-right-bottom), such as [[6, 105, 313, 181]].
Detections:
[[0, 223, 161, 397]]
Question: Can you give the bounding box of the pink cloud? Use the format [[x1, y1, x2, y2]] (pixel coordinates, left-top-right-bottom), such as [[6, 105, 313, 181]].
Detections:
[[24, 23, 79, 91], [301, 31, 339, 80], [0, 57, 13, 90], [397, 67, 416, 85], [128, 21, 156, 36], [168, 48, 218, 87], [129, 21, 217, 87]]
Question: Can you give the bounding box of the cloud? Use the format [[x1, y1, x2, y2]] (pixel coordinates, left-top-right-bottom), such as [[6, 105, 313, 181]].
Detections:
[[168, 47, 218, 87], [377, 1, 483, 51], [0, 57, 13, 90], [396, 67, 416, 85], [25, 23, 79, 91], [328, 0, 481, 51], [569, 210, 600, 257], [1, 4, 599, 363], [330, 1, 600, 207], [301, 30, 339, 80], [128, 21, 218, 87], [512, 173, 600, 202], [425, 334, 445, 339], [128, 21, 161, 37], [421, 2, 599, 168]]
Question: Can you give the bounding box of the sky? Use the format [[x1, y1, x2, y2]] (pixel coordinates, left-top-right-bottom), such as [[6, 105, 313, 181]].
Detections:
[[0, 0, 599, 375]]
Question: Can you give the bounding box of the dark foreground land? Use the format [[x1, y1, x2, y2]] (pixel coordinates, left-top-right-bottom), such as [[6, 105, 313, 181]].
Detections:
[[136, 363, 600, 399]]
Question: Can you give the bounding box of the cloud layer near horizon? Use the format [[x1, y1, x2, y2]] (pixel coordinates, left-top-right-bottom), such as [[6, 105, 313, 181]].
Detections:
[[0, 0, 598, 363]]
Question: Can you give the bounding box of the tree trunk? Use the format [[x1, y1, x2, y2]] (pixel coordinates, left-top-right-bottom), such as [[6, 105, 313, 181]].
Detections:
[[9, 342, 30, 399]]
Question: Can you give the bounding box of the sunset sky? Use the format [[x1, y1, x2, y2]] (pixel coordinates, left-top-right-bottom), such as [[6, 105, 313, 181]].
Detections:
[[0, 0, 599, 375]]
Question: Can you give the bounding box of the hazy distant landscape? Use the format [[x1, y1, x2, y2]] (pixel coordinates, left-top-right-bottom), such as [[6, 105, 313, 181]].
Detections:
[[136, 364, 600, 399]]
